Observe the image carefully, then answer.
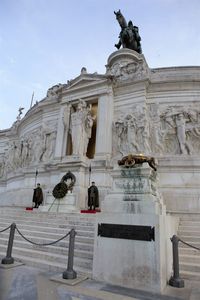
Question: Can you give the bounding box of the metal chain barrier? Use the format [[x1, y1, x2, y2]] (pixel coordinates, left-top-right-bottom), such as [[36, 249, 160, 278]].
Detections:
[[1, 223, 16, 265], [0, 224, 11, 233], [178, 237, 200, 251], [15, 225, 70, 246], [1, 222, 77, 279], [169, 234, 200, 288]]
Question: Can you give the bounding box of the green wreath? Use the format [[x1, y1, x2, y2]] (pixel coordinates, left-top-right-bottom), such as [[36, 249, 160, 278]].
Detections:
[[52, 182, 68, 199]]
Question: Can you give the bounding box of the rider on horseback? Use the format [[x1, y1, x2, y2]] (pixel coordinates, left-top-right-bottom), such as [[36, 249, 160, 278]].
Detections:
[[114, 10, 142, 54]]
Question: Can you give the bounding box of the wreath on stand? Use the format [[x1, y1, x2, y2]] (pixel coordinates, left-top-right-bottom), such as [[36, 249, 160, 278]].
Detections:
[[52, 171, 76, 199], [52, 181, 68, 199]]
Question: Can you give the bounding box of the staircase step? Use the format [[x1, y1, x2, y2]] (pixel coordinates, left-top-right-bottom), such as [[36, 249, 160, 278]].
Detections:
[[0, 223, 95, 238], [180, 254, 200, 264], [178, 230, 200, 237], [0, 208, 96, 275], [179, 225, 200, 230], [179, 247, 200, 256], [0, 245, 92, 269], [0, 252, 92, 277], [0, 240, 93, 259], [0, 215, 95, 228], [180, 270, 200, 281], [0, 230, 94, 245], [178, 235, 200, 244], [180, 261, 200, 273], [0, 236, 94, 253], [179, 220, 200, 226], [175, 214, 200, 281], [0, 220, 95, 232]]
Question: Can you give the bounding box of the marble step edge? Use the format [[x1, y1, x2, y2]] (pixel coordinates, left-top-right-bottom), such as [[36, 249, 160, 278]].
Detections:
[[180, 270, 200, 280], [0, 236, 94, 249], [177, 235, 200, 240], [179, 242, 200, 248], [0, 219, 95, 230], [0, 247, 92, 269], [179, 248, 200, 255], [178, 232, 200, 237], [0, 208, 96, 216], [0, 253, 92, 276], [0, 231, 94, 244], [0, 216, 96, 227], [0, 236, 94, 252], [0, 212, 96, 221], [0, 243, 93, 260], [179, 220, 200, 225], [178, 229, 200, 232], [179, 254, 200, 261], [180, 262, 200, 272], [0, 224, 95, 237]]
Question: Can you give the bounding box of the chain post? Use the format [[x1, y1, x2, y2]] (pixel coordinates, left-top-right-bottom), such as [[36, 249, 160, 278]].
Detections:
[[169, 235, 184, 288], [1, 223, 16, 265], [63, 228, 77, 279]]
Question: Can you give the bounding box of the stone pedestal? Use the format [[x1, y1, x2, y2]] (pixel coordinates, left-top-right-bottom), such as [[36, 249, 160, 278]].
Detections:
[[93, 163, 169, 292], [102, 164, 165, 215], [39, 192, 78, 213]]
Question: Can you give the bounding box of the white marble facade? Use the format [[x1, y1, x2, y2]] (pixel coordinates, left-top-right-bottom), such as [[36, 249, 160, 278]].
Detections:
[[1, 48, 200, 211]]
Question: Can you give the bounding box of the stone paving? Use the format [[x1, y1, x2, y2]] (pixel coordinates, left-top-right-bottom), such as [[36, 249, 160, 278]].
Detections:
[[0, 264, 200, 300]]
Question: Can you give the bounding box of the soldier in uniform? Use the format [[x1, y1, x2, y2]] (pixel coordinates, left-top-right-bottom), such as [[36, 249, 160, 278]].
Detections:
[[32, 183, 43, 208], [88, 182, 99, 211]]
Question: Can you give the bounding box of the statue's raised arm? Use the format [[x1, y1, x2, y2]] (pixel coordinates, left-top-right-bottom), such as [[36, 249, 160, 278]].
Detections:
[[114, 10, 142, 54]]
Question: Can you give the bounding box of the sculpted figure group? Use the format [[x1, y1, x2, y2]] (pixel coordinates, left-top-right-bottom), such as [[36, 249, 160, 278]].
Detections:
[[0, 99, 96, 179], [1, 125, 57, 177], [113, 104, 200, 157], [114, 105, 151, 156]]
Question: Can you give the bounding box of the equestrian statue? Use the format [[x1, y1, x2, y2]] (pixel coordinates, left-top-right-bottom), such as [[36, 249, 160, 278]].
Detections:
[[114, 10, 142, 54]]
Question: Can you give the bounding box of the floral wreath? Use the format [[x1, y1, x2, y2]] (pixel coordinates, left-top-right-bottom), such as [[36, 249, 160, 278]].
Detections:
[[52, 171, 76, 199]]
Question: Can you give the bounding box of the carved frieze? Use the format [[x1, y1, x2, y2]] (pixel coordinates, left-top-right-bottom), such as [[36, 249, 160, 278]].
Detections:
[[113, 103, 200, 157], [113, 104, 151, 156], [107, 60, 148, 82]]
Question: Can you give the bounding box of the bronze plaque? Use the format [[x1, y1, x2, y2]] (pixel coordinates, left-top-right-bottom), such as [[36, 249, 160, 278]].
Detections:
[[98, 223, 155, 241]]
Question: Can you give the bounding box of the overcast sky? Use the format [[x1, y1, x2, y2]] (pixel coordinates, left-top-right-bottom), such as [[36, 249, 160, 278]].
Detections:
[[0, 0, 200, 129]]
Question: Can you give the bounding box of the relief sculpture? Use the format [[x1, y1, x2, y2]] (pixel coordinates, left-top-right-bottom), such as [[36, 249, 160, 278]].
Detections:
[[113, 104, 200, 157], [160, 106, 200, 155], [113, 105, 151, 156]]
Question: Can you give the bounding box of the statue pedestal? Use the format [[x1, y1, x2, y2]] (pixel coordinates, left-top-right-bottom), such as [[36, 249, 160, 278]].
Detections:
[[39, 192, 78, 213], [93, 163, 172, 293], [101, 163, 165, 215]]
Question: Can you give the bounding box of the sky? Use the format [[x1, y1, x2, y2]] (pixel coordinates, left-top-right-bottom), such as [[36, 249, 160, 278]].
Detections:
[[0, 0, 200, 130]]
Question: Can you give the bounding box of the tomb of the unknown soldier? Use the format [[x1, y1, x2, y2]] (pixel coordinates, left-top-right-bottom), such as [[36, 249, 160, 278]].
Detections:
[[0, 8, 200, 300]]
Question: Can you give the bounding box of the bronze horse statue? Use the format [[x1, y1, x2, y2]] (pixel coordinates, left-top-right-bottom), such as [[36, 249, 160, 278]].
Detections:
[[114, 10, 142, 54]]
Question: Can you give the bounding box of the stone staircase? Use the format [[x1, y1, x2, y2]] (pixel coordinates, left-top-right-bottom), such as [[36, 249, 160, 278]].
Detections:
[[178, 214, 200, 281], [0, 207, 96, 277]]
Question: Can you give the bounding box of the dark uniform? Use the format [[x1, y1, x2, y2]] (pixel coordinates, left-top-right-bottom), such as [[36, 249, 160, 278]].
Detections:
[[32, 184, 43, 208], [88, 182, 99, 210]]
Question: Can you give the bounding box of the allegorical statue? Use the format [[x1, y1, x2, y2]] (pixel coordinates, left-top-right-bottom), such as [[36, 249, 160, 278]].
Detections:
[[71, 99, 95, 156], [114, 10, 142, 54]]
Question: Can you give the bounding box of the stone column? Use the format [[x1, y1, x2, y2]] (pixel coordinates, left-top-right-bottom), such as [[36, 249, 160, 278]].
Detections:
[[95, 91, 113, 160]]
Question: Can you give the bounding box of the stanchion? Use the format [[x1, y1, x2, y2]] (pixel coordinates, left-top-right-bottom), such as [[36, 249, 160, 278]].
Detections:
[[169, 235, 184, 288], [63, 228, 77, 279], [1, 223, 16, 264]]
